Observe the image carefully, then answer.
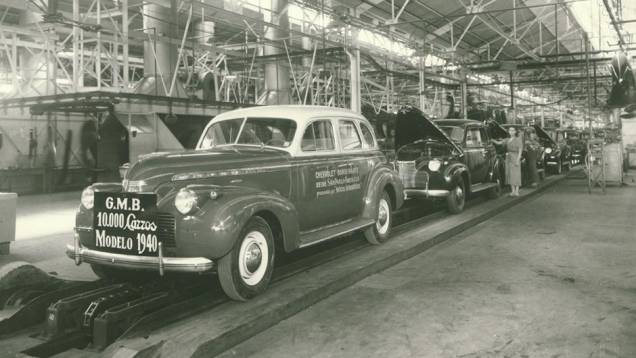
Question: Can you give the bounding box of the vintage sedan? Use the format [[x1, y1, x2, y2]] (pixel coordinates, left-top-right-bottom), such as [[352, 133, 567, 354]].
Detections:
[[536, 126, 571, 174], [394, 107, 503, 214], [67, 106, 404, 301], [559, 128, 587, 165]]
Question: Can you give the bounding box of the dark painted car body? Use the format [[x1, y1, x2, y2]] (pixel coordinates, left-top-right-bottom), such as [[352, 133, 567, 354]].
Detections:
[[537, 126, 571, 173], [68, 106, 404, 282], [559, 129, 587, 164], [393, 107, 503, 213]]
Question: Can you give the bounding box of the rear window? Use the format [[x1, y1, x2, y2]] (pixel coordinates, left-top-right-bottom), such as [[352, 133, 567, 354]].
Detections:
[[302, 120, 335, 151], [360, 123, 376, 148], [338, 120, 362, 150]]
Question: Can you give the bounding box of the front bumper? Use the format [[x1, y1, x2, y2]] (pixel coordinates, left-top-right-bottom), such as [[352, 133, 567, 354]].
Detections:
[[404, 189, 449, 198], [66, 233, 214, 274]]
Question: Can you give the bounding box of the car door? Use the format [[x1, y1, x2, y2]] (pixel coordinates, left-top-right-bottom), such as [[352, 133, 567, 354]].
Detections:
[[480, 126, 497, 180], [334, 118, 371, 219], [293, 119, 351, 232], [463, 125, 488, 183]]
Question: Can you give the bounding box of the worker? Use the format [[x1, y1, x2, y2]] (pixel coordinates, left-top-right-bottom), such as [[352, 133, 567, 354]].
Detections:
[[492, 126, 523, 196]]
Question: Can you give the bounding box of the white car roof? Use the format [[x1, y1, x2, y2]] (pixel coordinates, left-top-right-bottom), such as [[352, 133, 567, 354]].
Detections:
[[211, 105, 368, 125]]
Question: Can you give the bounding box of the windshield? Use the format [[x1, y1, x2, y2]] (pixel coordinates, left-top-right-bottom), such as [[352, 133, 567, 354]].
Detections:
[[199, 117, 297, 149], [439, 126, 464, 143]]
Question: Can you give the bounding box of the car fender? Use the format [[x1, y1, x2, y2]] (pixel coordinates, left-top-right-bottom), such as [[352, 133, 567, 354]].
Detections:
[[444, 163, 470, 189], [76, 182, 123, 228], [164, 185, 299, 259], [361, 165, 404, 220]]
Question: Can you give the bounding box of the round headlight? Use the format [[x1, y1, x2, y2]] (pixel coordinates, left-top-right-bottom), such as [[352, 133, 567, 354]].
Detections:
[[545, 147, 553, 154], [81, 187, 94, 209], [428, 159, 442, 172], [175, 188, 198, 215]]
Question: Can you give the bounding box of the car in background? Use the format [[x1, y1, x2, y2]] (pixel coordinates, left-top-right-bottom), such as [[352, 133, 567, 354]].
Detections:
[[394, 107, 503, 214], [538, 126, 572, 174], [67, 105, 404, 301], [501, 124, 546, 185], [559, 128, 587, 165]]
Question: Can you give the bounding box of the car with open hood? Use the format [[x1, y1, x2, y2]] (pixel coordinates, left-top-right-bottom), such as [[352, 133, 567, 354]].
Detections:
[[536, 126, 571, 174], [394, 107, 504, 214], [67, 105, 404, 301]]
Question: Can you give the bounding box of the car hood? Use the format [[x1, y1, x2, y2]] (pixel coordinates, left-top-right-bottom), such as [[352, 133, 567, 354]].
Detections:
[[395, 107, 461, 153], [124, 146, 290, 188], [486, 121, 510, 140], [533, 125, 557, 148], [396, 140, 455, 161]]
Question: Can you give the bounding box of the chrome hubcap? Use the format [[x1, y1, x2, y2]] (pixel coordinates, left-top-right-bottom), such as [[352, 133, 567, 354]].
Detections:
[[376, 198, 390, 235], [238, 231, 269, 286], [455, 186, 464, 202], [244, 243, 262, 274]]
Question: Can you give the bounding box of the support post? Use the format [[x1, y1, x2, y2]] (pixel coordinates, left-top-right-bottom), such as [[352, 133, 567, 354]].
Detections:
[[72, 0, 79, 91], [122, 0, 129, 89], [509, 71, 515, 123], [461, 71, 468, 119], [349, 27, 361, 113], [418, 56, 426, 111]]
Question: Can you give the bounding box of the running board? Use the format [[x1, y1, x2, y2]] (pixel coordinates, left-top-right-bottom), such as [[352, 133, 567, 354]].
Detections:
[[299, 219, 375, 248], [470, 182, 498, 193]]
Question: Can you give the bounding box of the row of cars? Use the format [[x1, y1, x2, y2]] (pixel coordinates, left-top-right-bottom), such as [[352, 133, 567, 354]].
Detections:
[[65, 105, 582, 301]]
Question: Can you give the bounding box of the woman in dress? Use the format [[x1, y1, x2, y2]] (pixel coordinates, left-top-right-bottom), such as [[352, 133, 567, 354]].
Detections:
[[493, 126, 523, 196]]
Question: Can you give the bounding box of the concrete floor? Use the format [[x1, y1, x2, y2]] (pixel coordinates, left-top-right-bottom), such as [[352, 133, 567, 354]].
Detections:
[[15, 190, 78, 241], [0, 190, 95, 280], [219, 178, 636, 358]]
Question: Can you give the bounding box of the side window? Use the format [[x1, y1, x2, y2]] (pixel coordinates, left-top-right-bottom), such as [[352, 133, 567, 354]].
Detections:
[[338, 120, 362, 150], [465, 127, 482, 147], [301, 120, 335, 152], [360, 122, 376, 148]]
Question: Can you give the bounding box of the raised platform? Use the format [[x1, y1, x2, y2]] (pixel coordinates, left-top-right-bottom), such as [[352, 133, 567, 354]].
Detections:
[[0, 174, 567, 357], [104, 175, 565, 358]]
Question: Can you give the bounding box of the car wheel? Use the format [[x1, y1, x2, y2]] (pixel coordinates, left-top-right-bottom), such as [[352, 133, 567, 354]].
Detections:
[[218, 216, 275, 301], [446, 179, 466, 214], [487, 176, 502, 199], [365, 191, 393, 245]]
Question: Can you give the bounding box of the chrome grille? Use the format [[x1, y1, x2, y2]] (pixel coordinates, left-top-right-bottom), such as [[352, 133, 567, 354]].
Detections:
[[397, 161, 417, 188], [396, 161, 429, 188], [122, 179, 147, 193], [156, 213, 176, 247]]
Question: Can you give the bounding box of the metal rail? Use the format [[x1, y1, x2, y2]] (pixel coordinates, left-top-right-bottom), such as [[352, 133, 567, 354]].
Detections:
[[0, 191, 510, 357]]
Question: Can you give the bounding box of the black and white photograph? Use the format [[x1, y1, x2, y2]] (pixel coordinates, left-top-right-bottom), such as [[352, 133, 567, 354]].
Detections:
[[0, 0, 635, 357]]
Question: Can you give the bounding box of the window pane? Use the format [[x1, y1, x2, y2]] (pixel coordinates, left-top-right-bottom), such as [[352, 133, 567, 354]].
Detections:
[[237, 117, 296, 147], [200, 118, 243, 149], [339, 120, 362, 150], [302, 120, 334, 151], [440, 126, 464, 143], [360, 123, 376, 147], [466, 128, 482, 147]]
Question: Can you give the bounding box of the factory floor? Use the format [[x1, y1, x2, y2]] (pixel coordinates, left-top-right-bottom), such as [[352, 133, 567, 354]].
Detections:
[[0, 190, 96, 280], [220, 178, 636, 358]]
